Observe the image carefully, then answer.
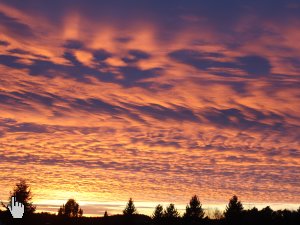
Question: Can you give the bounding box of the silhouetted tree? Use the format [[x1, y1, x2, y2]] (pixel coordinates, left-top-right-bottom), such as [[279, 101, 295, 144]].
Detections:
[[184, 195, 204, 219], [260, 205, 274, 222], [243, 207, 259, 225], [224, 195, 243, 225], [58, 199, 83, 218], [79, 208, 83, 217], [104, 210, 108, 217], [164, 203, 179, 218], [123, 198, 137, 216], [5, 180, 36, 215], [152, 204, 164, 220]]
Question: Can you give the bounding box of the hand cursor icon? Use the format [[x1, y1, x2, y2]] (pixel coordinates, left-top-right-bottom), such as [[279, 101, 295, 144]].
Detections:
[[8, 196, 24, 218]]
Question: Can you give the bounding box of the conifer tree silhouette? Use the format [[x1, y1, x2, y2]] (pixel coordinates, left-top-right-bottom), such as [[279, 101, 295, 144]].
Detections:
[[123, 198, 137, 216], [184, 195, 204, 219], [164, 203, 179, 218], [224, 195, 243, 224], [152, 204, 164, 220]]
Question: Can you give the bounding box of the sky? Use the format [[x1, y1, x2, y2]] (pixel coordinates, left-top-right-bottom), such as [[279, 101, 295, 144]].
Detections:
[[0, 0, 300, 217]]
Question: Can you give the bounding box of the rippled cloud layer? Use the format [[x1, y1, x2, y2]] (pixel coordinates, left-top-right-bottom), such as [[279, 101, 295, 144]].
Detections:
[[0, 0, 299, 216]]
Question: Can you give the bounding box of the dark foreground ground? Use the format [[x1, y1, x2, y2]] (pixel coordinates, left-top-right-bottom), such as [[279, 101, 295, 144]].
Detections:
[[1, 211, 300, 225]]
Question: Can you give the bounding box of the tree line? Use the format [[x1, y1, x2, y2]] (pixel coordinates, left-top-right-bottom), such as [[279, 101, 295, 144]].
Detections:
[[0, 180, 300, 225]]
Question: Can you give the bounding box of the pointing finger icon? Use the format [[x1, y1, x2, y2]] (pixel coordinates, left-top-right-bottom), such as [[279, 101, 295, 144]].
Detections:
[[8, 196, 24, 219]]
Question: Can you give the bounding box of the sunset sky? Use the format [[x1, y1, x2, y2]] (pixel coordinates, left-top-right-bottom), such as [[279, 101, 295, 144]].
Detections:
[[0, 0, 300, 217]]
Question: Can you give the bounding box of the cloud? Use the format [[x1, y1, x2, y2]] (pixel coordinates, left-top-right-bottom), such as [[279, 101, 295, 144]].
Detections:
[[169, 50, 272, 78], [237, 55, 272, 77], [72, 98, 123, 115], [122, 50, 151, 63], [63, 39, 85, 50], [8, 123, 49, 133], [168, 49, 233, 71], [0, 40, 10, 46], [126, 103, 200, 122], [93, 49, 112, 61], [0, 12, 35, 38]]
